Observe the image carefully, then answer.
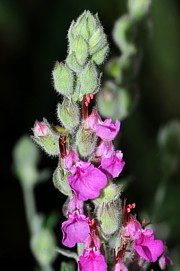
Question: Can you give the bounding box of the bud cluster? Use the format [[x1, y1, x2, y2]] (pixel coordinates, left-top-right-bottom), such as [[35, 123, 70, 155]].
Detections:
[[98, 0, 152, 121], [31, 9, 172, 271]]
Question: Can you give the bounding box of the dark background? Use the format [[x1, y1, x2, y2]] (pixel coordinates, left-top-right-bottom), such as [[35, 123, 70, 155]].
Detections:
[[1, 0, 180, 270]]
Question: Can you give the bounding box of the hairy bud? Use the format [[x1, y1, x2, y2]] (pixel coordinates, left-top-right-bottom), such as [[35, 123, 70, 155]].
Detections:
[[53, 165, 72, 196], [113, 16, 136, 54], [97, 201, 121, 236], [128, 0, 151, 21], [91, 45, 109, 65], [76, 126, 97, 158], [57, 98, 80, 131], [52, 62, 74, 97], [31, 229, 56, 266], [69, 36, 88, 66], [32, 119, 59, 156], [79, 61, 99, 96]]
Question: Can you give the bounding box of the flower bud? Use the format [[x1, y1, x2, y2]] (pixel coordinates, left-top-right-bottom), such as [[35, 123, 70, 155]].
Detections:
[[52, 62, 74, 97], [76, 126, 97, 158], [57, 98, 80, 132], [97, 201, 121, 236], [98, 82, 134, 121], [93, 182, 121, 205], [32, 119, 59, 156], [71, 11, 90, 42], [79, 61, 98, 96], [97, 82, 118, 120], [91, 45, 109, 65], [53, 165, 72, 196], [89, 27, 107, 55], [30, 229, 56, 266], [158, 120, 180, 156], [128, 0, 151, 21], [68, 11, 98, 43], [113, 15, 136, 54], [69, 36, 88, 66], [66, 53, 83, 73]]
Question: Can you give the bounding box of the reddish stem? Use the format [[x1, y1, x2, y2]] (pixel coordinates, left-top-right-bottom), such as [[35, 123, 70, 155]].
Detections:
[[82, 95, 88, 119]]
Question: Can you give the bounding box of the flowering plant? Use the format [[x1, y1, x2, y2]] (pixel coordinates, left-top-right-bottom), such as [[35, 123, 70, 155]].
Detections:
[[29, 7, 173, 271]]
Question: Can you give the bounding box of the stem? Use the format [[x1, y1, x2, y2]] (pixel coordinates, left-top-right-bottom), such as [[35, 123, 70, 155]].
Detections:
[[22, 185, 53, 271], [22, 185, 37, 235], [82, 96, 88, 119]]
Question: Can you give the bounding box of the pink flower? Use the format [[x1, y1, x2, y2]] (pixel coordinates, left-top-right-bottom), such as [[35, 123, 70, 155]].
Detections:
[[99, 150, 125, 178], [63, 149, 107, 201], [114, 261, 128, 271], [63, 148, 79, 172], [32, 121, 48, 137], [134, 228, 164, 262], [86, 108, 120, 141], [121, 217, 142, 239], [79, 249, 107, 271], [94, 141, 114, 162], [159, 254, 173, 270], [62, 212, 90, 248], [96, 119, 120, 141], [68, 161, 107, 201]]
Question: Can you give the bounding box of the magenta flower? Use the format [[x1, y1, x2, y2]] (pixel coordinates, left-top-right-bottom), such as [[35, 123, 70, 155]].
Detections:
[[159, 253, 173, 270], [68, 161, 107, 201], [99, 150, 125, 178], [32, 121, 48, 137], [114, 261, 128, 271], [134, 229, 164, 262], [62, 212, 90, 248], [86, 108, 120, 141], [94, 141, 114, 162], [63, 149, 107, 201], [79, 249, 107, 271], [96, 119, 120, 141], [63, 148, 79, 172]]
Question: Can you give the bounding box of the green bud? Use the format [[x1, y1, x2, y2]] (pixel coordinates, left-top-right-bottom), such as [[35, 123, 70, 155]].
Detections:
[[52, 62, 74, 97], [69, 36, 88, 66], [113, 15, 136, 54], [68, 20, 75, 43], [76, 126, 97, 158], [79, 61, 98, 96], [158, 120, 180, 155], [106, 57, 121, 81], [157, 121, 180, 174], [91, 45, 109, 65], [93, 182, 121, 205], [57, 98, 80, 131], [72, 77, 81, 102], [66, 53, 83, 73], [89, 27, 107, 55], [98, 83, 136, 121], [97, 201, 121, 236], [116, 87, 134, 120], [128, 0, 151, 21], [86, 11, 98, 37], [68, 11, 98, 43], [53, 165, 72, 196], [30, 229, 56, 266], [13, 135, 40, 188], [72, 11, 90, 41], [97, 82, 118, 121], [61, 261, 76, 271], [32, 119, 59, 157]]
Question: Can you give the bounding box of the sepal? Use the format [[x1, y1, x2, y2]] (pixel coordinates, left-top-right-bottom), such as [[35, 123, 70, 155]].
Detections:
[[32, 119, 59, 156]]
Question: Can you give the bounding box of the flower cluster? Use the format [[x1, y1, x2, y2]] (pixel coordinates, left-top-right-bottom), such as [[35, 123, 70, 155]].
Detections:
[[31, 10, 173, 271]]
